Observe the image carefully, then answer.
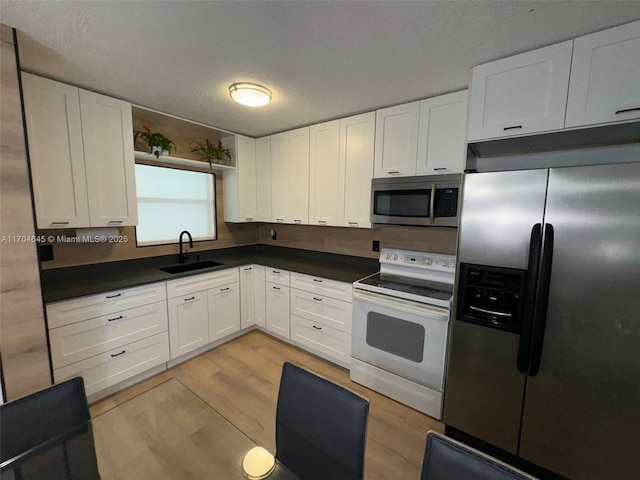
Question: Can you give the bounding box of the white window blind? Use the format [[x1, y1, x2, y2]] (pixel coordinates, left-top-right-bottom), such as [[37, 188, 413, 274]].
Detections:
[[135, 164, 216, 246]]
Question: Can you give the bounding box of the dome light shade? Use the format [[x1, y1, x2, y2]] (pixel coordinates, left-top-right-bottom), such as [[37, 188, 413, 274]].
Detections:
[[229, 83, 272, 107]]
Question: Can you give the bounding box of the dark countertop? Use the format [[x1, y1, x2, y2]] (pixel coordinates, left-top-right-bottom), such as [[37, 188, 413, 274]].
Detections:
[[41, 245, 380, 303]]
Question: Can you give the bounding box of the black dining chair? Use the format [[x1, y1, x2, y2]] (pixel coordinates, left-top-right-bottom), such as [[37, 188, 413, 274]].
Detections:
[[275, 362, 370, 480], [0, 376, 91, 463], [420, 431, 538, 480]]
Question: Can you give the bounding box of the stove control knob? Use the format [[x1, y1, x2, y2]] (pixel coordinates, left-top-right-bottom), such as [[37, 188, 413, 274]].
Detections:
[[424, 258, 433, 266], [385, 253, 391, 260], [393, 254, 398, 260]]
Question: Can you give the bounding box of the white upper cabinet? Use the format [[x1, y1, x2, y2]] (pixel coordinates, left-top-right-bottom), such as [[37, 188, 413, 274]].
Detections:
[[22, 73, 90, 228], [467, 41, 573, 142], [271, 127, 310, 224], [223, 135, 257, 222], [80, 90, 137, 227], [309, 120, 340, 226], [417, 90, 468, 175], [255, 136, 272, 222], [22, 73, 137, 228], [374, 101, 420, 177], [338, 112, 375, 228], [566, 20, 640, 128]]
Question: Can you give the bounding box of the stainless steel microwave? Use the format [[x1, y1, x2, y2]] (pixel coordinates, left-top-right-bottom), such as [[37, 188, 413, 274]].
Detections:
[[371, 174, 461, 227]]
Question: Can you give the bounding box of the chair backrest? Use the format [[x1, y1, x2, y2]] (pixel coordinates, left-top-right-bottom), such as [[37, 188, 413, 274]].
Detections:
[[275, 362, 370, 480], [420, 431, 538, 480], [0, 377, 90, 462]]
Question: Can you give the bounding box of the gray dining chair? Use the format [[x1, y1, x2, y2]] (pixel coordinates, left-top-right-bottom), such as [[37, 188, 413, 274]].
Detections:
[[420, 431, 538, 480], [275, 362, 370, 480], [0, 376, 91, 463]]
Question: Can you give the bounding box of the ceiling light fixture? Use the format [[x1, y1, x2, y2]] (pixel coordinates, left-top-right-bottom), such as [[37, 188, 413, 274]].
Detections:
[[229, 82, 272, 107]]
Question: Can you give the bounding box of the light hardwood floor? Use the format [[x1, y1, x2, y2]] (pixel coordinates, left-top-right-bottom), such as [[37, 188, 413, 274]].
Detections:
[[90, 330, 444, 479]]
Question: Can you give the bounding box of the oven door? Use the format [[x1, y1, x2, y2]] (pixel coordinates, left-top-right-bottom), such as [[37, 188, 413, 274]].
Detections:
[[352, 289, 450, 391]]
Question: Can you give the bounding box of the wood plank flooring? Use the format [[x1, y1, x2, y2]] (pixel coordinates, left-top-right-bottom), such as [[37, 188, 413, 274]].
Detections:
[[90, 330, 444, 479]]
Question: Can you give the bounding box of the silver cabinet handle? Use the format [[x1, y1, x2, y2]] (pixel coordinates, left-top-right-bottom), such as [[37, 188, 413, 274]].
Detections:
[[615, 107, 640, 115], [245, 217, 253, 221], [108, 220, 123, 225], [503, 125, 522, 131], [429, 183, 436, 225], [318, 220, 327, 225], [276, 218, 284, 222], [107, 315, 123, 322], [348, 222, 358, 226], [110, 350, 126, 357], [51, 221, 70, 225], [388, 171, 401, 175], [433, 167, 448, 171]]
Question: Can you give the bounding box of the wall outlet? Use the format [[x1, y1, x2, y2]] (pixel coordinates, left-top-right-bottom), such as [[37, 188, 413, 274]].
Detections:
[[372, 240, 380, 252], [270, 229, 277, 240]]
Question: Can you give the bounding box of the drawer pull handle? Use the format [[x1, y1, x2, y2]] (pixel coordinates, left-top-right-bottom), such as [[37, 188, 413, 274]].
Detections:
[[220, 287, 230, 292], [313, 297, 323, 302], [184, 296, 196, 301], [615, 107, 640, 115], [108, 220, 123, 225], [503, 125, 522, 131], [245, 217, 253, 221], [51, 221, 70, 225], [294, 219, 302, 224], [107, 315, 124, 322], [388, 171, 401, 175], [313, 279, 322, 283], [273, 286, 281, 290], [312, 325, 322, 330], [110, 350, 126, 358], [348, 222, 358, 226], [276, 218, 284, 222], [318, 221, 327, 225], [433, 167, 448, 171], [272, 270, 280, 274], [106, 293, 122, 299], [244, 267, 252, 271]]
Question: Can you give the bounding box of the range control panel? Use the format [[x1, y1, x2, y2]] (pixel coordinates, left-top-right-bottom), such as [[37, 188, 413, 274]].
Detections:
[[380, 248, 456, 273]]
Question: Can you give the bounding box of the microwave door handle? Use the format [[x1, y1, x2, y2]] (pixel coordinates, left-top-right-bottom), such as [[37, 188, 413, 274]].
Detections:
[[429, 184, 436, 224]]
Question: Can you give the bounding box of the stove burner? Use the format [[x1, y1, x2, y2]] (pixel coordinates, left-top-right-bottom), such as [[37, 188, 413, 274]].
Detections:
[[357, 273, 453, 301]]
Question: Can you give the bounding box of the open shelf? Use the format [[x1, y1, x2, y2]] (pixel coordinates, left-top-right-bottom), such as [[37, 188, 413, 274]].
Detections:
[[134, 151, 236, 172]]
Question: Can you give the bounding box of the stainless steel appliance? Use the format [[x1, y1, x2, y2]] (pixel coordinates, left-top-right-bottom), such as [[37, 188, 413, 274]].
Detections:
[[370, 174, 461, 227], [444, 162, 640, 480], [351, 248, 456, 418]]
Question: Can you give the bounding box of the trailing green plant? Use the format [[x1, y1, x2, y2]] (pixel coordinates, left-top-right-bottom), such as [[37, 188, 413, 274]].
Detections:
[[190, 138, 234, 168], [134, 121, 176, 158]]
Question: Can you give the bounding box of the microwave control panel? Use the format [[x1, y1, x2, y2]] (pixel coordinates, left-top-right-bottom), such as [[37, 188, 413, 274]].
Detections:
[[434, 188, 459, 217]]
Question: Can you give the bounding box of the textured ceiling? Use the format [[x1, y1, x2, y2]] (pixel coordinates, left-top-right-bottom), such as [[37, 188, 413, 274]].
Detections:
[[3, 1, 640, 138]]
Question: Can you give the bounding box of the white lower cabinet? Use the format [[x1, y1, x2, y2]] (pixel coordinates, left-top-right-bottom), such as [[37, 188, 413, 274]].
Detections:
[[209, 283, 240, 341], [166, 268, 241, 359], [254, 265, 266, 328], [240, 265, 256, 329], [53, 333, 169, 398], [290, 289, 352, 333], [168, 292, 210, 358], [291, 315, 351, 366], [47, 281, 169, 399], [265, 281, 290, 338]]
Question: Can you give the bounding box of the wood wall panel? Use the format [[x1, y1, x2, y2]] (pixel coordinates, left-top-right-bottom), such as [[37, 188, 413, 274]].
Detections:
[[0, 24, 52, 399]]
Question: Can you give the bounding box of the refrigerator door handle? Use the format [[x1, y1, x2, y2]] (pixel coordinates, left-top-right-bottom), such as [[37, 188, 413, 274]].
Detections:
[[529, 223, 555, 376], [517, 223, 542, 374]]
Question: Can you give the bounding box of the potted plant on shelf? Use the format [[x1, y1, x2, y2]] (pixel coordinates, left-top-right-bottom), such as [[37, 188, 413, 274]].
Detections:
[[190, 138, 235, 168], [134, 121, 176, 158]]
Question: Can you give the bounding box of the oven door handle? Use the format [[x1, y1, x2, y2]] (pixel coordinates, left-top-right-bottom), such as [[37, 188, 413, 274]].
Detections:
[[353, 289, 449, 319]]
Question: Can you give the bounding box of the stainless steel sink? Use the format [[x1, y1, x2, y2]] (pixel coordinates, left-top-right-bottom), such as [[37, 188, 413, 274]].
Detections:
[[160, 260, 222, 274]]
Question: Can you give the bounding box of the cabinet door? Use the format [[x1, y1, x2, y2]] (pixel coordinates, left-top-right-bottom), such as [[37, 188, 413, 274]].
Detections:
[[270, 132, 289, 223], [374, 102, 419, 178], [417, 90, 468, 175], [338, 112, 375, 228], [467, 41, 573, 141], [566, 20, 640, 127], [21, 73, 90, 228], [80, 89, 137, 227], [288, 127, 310, 224], [223, 135, 256, 222], [265, 282, 290, 338], [167, 292, 209, 358], [309, 120, 340, 226], [254, 265, 266, 328], [239, 265, 256, 329], [256, 136, 272, 222], [209, 283, 240, 341]]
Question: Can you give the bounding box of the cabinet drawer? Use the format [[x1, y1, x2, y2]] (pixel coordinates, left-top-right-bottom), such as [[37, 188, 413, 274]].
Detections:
[[290, 272, 352, 302], [47, 282, 167, 328], [166, 268, 239, 298], [53, 332, 169, 397], [49, 300, 168, 368], [291, 314, 351, 365], [266, 268, 290, 286], [290, 289, 352, 333]]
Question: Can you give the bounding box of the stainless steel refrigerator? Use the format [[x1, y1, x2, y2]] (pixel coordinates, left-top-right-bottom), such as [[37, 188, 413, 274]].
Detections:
[[444, 161, 640, 480]]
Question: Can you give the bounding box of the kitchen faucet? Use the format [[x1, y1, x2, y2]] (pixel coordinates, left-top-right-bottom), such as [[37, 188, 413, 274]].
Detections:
[[178, 230, 193, 264]]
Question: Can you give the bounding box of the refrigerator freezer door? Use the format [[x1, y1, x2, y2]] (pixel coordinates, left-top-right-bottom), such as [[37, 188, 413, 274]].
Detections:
[[457, 170, 549, 269], [519, 163, 640, 480], [445, 170, 548, 453]]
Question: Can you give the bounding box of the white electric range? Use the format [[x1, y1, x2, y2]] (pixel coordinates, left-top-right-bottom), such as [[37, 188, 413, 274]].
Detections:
[[350, 248, 456, 419]]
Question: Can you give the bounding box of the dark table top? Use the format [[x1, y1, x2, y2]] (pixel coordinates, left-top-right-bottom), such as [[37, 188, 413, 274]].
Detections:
[[41, 245, 379, 303]]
